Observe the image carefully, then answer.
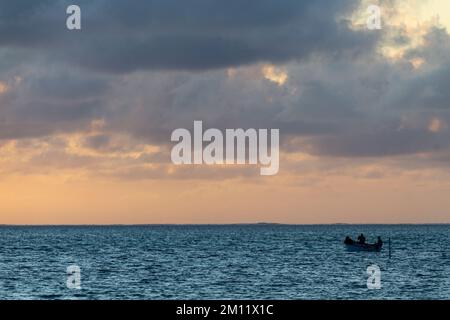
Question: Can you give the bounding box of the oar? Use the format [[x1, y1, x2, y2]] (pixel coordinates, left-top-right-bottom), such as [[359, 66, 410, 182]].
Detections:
[[388, 237, 391, 259]]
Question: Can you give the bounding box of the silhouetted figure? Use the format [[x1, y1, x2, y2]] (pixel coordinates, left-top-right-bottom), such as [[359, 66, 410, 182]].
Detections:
[[344, 236, 354, 244], [376, 236, 383, 247], [357, 233, 366, 244]]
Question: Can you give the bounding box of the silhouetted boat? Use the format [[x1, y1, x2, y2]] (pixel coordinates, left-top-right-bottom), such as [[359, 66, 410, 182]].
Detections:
[[344, 242, 382, 252]]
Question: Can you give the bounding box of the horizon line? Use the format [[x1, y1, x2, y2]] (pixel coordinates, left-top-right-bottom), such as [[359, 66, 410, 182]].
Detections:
[[0, 222, 449, 227]]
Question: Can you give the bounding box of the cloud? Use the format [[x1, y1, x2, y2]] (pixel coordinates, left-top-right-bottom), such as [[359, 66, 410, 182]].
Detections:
[[0, 0, 377, 72], [0, 81, 8, 94], [1, 0, 450, 180], [0, 65, 111, 139]]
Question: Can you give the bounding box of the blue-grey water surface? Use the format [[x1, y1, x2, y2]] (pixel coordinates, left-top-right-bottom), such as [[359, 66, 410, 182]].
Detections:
[[0, 224, 448, 299]]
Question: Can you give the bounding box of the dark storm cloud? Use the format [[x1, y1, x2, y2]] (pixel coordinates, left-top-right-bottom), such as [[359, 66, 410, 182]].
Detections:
[[2, 0, 450, 171], [388, 66, 450, 111], [0, 66, 110, 139], [0, 0, 379, 145], [0, 0, 377, 72], [305, 128, 448, 157], [27, 73, 109, 100]]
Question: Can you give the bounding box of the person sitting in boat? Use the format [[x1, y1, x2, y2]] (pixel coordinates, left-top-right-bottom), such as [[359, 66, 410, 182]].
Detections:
[[344, 236, 354, 244], [357, 233, 366, 244], [376, 236, 383, 247]]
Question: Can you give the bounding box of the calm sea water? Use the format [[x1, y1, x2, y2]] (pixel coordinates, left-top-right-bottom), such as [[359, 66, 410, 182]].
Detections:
[[0, 225, 448, 300]]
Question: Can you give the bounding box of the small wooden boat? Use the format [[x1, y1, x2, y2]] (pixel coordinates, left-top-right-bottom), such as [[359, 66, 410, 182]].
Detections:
[[344, 242, 382, 252]]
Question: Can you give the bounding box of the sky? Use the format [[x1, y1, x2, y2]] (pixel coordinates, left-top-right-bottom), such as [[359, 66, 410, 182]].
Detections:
[[1, 0, 450, 224]]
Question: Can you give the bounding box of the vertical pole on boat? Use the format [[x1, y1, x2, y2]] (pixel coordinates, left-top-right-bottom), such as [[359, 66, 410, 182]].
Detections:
[[388, 237, 391, 259]]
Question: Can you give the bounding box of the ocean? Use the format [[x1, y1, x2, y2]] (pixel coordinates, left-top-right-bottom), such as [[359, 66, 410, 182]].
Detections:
[[0, 224, 448, 300]]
